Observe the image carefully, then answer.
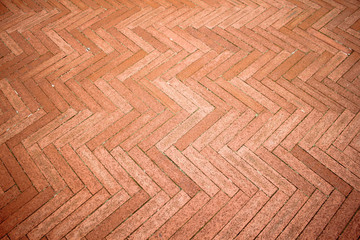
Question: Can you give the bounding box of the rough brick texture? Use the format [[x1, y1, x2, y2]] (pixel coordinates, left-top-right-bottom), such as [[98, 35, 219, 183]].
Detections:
[[0, 0, 359, 239]]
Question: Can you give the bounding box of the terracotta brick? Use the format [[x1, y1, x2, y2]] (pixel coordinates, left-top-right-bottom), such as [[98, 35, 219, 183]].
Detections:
[[299, 110, 339, 150], [171, 191, 229, 240], [323, 78, 360, 107], [28, 144, 67, 192], [275, 146, 333, 195], [183, 22, 223, 50], [298, 190, 345, 239], [0, 161, 15, 193], [184, 146, 239, 196], [139, 78, 182, 113], [193, 108, 240, 151], [264, 108, 307, 151], [239, 146, 296, 195], [107, 27, 140, 52], [0, 32, 23, 56], [70, 110, 124, 150], [245, 6, 278, 29], [292, 145, 352, 196], [254, 26, 296, 52], [28, 188, 92, 240], [219, 6, 255, 28], [123, 78, 165, 113], [76, 145, 122, 195], [227, 26, 268, 53], [0, 187, 55, 239], [278, 190, 327, 239], [115, 50, 162, 82], [192, 191, 248, 240], [166, 146, 219, 197], [150, 191, 209, 240], [198, 77, 248, 112], [245, 109, 289, 151], [235, 190, 289, 239], [175, 109, 223, 150], [339, 205, 360, 240], [240, 26, 282, 52], [217, 78, 264, 113], [60, 144, 100, 194], [146, 147, 200, 197], [214, 191, 268, 239], [253, 50, 291, 80], [66, 189, 129, 239], [111, 147, 160, 197], [223, 50, 262, 80], [212, 26, 253, 52], [334, 112, 360, 150], [46, 188, 110, 239], [202, 146, 257, 196], [80, 79, 117, 112], [310, 147, 360, 191], [1, 1, 360, 239], [131, 50, 174, 81], [317, 110, 355, 150], [106, 191, 169, 240], [10, 144, 48, 191], [130, 190, 190, 239], [308, 28, 352, 54], [159, 26, 197, 53], [207, 50, 247, 80], [106, 49, 148, 79], [8, 187, 72, 239], [129, 146, 179, 197], [94, 79, 132, 112], [318, 190, 360, 239], [37, 109, 92, 149], [86, 109, 140, 151], [145, 26, 182, 53], [161, 51, 204, 81], [258, 190, 307, 238], [140, 6, 177, 28], [236, 50, 277, 81], [177, 50, 217, 81], [0, 186, 36, 223], [106, 78, 148, 113], [105, 110, 156, 150], [269, 50, 305, 80], [158, 7, 199, 28], [54, 111, 108, 149], [327, 146, 360, 179], [156, 110, 207, 151], [220, 146, 276, 196], [138, 110, 189, 151], [228, 110, 272, 151], [278, 78, 328, 112], [86, 190, 149, 240], [246, 78, 296, 113]]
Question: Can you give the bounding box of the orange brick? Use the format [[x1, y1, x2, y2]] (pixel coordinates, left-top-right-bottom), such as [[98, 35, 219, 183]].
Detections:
[[46, 188, 110, 239], [86, 190, 149, 240], [278, 190, 327, 239], [214, 191, 268, 239], [275, 146, 333, 195], [172, 191, 229, 240], [8, 187, 72, 239], [0, 187, 55, 238]]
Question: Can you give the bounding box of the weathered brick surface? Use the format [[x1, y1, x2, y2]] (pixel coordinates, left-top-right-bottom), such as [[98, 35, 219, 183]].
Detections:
[[0, 0, 359, 239]]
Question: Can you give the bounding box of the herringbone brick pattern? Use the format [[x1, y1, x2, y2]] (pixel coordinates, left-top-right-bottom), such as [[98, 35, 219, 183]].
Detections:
[[0, 0, 360, 238]]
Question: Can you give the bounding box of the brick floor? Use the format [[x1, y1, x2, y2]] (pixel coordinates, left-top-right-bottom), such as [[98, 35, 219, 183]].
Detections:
[[0, 0, 360, 239]]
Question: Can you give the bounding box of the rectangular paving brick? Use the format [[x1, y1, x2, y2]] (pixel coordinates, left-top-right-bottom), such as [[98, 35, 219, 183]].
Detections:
[[1, 1, 360, 239]]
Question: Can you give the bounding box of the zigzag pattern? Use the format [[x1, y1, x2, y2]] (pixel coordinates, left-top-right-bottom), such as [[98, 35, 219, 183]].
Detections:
[[0, 0, 360, 239]]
